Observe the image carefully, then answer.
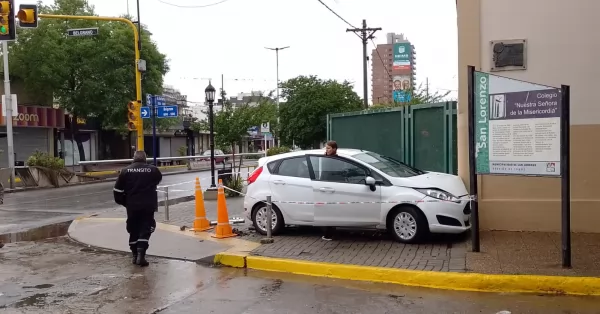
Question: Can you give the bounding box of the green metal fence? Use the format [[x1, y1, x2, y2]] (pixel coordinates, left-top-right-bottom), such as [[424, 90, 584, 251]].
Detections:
[[327, 102, 457, 174]]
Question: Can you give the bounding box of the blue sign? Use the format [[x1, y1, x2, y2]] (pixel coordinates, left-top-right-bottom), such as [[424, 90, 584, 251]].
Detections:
[[140, 106, 151, 119], [156, 105, 178, 118], [155, 96, 166, 106], [146, 94, 153, 106], [393, 90, 412, 103]]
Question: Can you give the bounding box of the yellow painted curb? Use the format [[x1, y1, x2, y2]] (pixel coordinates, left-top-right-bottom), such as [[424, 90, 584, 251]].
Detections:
[[85, 170, 118, 176], [212, 254, 600, 296], [214, 252, 247, 268]]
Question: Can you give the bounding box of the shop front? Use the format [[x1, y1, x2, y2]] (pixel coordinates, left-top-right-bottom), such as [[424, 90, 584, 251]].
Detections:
[[0, 104, 65, 168], [58, 115, 100, 167]]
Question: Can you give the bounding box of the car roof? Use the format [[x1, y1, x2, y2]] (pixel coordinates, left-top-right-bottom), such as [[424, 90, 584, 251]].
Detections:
[[266, 148, 367, 160]]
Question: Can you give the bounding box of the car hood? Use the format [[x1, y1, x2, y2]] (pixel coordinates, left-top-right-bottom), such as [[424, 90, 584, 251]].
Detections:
[[391, 172, 469, 197]]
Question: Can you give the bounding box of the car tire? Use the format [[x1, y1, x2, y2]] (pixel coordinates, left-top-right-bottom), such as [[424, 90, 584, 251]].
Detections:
[[387, 206, 428, 244], [252, 202, 284, 236]]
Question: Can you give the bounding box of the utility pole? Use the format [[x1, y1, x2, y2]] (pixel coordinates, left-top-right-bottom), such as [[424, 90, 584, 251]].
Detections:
[[347, 19, 381, 109], [136, 0, 141, 51], [265, 46, 290, 147], [426, 77, 429, 99], [220, 74, 225, 111], [2, 41, 15, 189]]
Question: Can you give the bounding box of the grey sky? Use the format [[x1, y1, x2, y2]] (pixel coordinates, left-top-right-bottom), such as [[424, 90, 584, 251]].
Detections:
[[38, 0, 458, 104]]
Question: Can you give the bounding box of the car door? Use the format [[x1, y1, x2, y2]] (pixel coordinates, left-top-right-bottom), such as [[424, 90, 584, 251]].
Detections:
[[268, 156, 314, 223], [308, 155, 381, 226]]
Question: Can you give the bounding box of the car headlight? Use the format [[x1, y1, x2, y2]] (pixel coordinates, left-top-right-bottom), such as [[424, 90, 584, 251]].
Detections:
[[414, 188, 460, 202]]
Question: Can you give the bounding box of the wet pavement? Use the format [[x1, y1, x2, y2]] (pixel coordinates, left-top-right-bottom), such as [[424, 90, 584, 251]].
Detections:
[[0, 170, 234, 234], [2, 238, 600, 313]]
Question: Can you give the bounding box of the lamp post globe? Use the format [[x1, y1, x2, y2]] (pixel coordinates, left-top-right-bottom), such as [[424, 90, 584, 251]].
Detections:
[[206, 82, 217, 188], [205, 83, 216, 104]]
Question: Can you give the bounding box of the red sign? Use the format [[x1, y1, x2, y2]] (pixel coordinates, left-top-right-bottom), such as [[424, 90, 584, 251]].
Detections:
[[0, 104, 65, 128]]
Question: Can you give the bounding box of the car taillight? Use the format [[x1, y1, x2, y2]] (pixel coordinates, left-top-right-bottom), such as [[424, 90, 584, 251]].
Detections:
[[247, 166, 263, 185]]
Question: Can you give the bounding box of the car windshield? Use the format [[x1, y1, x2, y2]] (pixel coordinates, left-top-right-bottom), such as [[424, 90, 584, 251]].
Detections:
[[352, 152, 424, 178]]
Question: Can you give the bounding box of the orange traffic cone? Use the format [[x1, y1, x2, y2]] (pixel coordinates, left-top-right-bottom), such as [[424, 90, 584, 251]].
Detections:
[[191, 177, 211, 232], [211, 179, 237, 239]]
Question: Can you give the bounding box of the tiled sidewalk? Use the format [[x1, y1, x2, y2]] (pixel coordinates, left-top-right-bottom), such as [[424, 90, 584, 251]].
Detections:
[[97, 199, 600, 276], [245, 228, 468, 272], [95, 197, 246, 228]]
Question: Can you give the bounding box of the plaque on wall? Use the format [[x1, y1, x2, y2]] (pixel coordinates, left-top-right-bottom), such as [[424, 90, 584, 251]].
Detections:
[[490, 39, 527, 72]]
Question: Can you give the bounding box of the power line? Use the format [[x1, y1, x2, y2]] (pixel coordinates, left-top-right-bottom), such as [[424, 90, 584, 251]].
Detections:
[[370, 38, 393, 82], [157, 0, 231, 8], [315, 0, 355, 28]]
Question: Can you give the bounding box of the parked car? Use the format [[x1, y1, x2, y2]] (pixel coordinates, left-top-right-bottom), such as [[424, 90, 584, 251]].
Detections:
[[198, 149, 228, 164], [244, 149, 471, 243]]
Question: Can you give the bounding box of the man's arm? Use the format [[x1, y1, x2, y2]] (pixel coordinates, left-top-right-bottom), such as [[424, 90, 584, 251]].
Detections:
[[113, 170, 127, 206], [154, 167, 163, 186]]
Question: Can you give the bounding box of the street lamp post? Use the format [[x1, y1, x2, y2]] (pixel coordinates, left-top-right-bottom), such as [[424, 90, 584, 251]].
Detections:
[[205, 82, 217, 188], [265, 46, 289, 147]]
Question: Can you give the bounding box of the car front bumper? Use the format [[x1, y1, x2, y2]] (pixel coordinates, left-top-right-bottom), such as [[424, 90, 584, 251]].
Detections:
[[418, 197, 471, 234]]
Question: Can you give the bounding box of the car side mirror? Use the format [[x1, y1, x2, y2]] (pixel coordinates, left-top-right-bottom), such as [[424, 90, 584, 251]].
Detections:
[[365, 176, 376, 186]]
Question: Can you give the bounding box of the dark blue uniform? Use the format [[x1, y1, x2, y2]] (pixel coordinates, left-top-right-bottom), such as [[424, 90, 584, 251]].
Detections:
[[113, 161, 162, 264]]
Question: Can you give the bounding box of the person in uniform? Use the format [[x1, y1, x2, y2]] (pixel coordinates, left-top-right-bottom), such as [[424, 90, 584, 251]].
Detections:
[[113, 151, 162, 267], [322, 141, 338, 241]]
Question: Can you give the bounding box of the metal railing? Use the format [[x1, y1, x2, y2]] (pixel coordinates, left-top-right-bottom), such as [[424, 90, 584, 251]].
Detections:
[[78, 152, 267, 166]]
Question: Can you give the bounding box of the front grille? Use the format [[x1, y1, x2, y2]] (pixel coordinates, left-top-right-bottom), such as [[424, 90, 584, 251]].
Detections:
[[465, 219, 470, 227], [463, 203, 471, 215], [436, 215, 462, 227]]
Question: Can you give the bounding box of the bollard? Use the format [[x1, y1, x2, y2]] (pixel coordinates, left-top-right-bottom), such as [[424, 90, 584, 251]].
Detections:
[[260, 196, 275, 244], [164, 186, 170, 221], [266, 195, 272, 238]]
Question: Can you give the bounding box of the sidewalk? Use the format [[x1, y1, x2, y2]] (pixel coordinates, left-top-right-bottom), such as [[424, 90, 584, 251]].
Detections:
[[73, 198, 600, 296]]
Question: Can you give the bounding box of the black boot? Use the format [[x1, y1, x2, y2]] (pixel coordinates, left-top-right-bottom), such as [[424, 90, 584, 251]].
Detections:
[[129, 245, 137, 264], [136, 247, 149, 267]]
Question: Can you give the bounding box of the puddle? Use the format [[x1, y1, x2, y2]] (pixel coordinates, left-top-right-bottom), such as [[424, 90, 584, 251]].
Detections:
[[23, 284, 54, 289], [12, 293, 48, 308]]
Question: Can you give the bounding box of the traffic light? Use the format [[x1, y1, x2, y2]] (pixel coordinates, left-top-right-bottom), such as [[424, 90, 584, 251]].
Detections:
[[127, 101, 139, 131], [0, 0, 15, 41], [17, 4, 37, 28]]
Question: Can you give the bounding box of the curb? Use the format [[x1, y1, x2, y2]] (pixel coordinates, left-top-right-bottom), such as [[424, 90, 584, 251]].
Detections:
[[214, 253, 600, 296]]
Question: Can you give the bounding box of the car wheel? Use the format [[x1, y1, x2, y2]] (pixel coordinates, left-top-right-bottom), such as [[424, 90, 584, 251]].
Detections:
[[387, 206, 428, 244], [252, 203, 284, 235]]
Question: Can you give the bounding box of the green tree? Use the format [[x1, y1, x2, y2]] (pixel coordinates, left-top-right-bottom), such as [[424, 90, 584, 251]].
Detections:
[[372, 83, 451, 108], [7, 0, 169, 161], [278, 75, 362, 148]]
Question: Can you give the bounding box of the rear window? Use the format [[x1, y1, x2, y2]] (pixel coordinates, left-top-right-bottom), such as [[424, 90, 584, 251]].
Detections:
[[267, 160, 279, 173]]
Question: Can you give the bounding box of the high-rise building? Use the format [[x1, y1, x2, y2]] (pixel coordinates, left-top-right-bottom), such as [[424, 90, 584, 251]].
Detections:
[[371, 33, 417, 104]]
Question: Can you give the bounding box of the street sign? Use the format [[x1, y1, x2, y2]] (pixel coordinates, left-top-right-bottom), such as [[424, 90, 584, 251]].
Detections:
[[2, 94, 17, 117], [155, 96, 166, 106], [156, 105, 178, 118], [260, 122, 270, 133], [141, 106, 151, 119], [146, 93, 153, 106], [67, 28, 99, 37]]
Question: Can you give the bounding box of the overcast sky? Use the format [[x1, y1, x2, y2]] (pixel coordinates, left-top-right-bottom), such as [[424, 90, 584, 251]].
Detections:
[[39, 0, 458, 105]]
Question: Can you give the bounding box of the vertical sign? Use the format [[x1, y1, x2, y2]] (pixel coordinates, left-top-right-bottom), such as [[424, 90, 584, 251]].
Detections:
[[392, 43, 412, 71], [473, 71, 561, 176]]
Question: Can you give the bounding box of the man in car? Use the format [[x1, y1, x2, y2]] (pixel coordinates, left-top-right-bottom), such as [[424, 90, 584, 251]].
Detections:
[[322, 141, 338, 241], [113, 151, 163, 267]]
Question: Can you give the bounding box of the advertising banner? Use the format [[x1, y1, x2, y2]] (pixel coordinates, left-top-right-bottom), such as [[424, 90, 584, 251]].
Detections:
[[392, 75, 412, 103], [474, 71, 561, 176], [392, 43, 412, 71]]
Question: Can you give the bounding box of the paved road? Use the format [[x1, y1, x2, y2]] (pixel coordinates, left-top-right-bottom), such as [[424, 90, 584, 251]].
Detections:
[[1, 238, 600, 313], [0, 168, 252, 234]]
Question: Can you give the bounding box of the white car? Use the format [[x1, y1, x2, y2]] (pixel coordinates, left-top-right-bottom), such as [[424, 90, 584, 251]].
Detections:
[[243, 149, 471, 243]]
